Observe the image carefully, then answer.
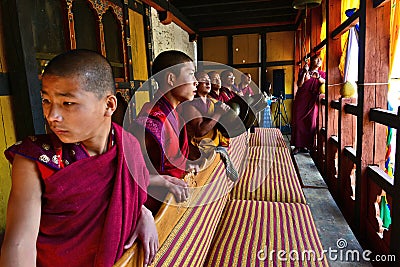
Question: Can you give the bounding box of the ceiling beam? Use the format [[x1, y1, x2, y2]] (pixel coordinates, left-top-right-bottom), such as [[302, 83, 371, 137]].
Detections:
[[172, 0, 280, 9], [199, 23, 296, 36], [141, 0, 197, 34]]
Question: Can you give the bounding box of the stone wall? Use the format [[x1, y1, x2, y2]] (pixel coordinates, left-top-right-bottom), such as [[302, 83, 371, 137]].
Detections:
[[150, 8, 196, 61]]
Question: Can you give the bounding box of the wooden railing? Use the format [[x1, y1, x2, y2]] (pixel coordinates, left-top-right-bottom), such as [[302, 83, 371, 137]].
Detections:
[[315, 0, 397, 261]]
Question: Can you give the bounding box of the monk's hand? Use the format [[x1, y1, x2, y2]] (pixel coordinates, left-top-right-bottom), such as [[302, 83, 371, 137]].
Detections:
[[164, 175, 189, 203], [124, 206, 158, 267]]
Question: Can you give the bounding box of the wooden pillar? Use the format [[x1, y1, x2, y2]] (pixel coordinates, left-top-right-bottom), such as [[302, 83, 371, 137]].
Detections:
[[356, 0, 390, 240], [325, 0, 342, 193], [316, 94, 326, 174], [261, 33, 267, 91], [338, 97, 357, 225]]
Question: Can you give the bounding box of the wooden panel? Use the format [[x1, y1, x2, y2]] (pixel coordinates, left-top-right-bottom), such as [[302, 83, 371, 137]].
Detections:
[[0, 96, 16, 231], [266, 31, 295, 62], [202, 36, 228, 64], [232, 34, 259, 65], [129, 9, 149, 81]]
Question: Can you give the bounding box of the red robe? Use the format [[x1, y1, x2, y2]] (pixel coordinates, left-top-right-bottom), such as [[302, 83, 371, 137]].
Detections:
[[135, 95, 189, 179], [291, 70, 326, 149], [5, 123, 148, 267]]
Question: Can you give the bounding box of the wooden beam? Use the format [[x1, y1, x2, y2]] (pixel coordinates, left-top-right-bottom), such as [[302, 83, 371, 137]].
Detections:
[[344, 146, 357, 163], [369, 108, 400, 129], [366, 165, 394, 195], [330, 99, 340, 110], [330, 10, 359, 40], [140, 0, 196, 34], [199, 24, 296, 37], [198, 22, 295, 33], [344, 103, 359, 116]]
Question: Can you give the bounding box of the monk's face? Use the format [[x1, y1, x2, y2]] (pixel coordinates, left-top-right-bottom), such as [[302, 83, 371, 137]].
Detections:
[[209, 72, 221, 91], [170, 61, 198, 102], [222, 72, 235, 87], [41, 75, 113, 144], [196, 73, 211, 96]]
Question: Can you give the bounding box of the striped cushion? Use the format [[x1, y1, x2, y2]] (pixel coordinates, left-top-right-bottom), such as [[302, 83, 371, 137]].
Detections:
[[249, 127, 287, 147], [152, 162, 235, 266], [227, 132, 248, 174], [204, 200, 328, 266], [231, 146, 306, 204]]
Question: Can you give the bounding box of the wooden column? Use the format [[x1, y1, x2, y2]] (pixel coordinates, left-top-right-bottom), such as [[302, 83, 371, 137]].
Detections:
[[325, 0, 342, 194], [338, 97, 357, 225], [356, 0, 390, 241], [316, 94, 326, 174]]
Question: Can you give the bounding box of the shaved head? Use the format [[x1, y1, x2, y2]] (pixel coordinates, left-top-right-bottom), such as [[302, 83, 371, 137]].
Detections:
[[42, 49, 116, 98]]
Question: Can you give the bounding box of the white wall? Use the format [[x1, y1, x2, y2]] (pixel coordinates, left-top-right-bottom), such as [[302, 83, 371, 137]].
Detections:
[[150, 8, 196, 61]]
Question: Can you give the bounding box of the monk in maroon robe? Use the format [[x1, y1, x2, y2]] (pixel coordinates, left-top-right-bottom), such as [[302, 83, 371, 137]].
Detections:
[[132, 50, 198, 211], [291, 55, 326, 154], [0, 50, 158, 267]]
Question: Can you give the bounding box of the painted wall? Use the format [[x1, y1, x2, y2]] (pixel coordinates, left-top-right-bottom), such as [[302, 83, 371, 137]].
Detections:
[[150, 8, 196, 60]]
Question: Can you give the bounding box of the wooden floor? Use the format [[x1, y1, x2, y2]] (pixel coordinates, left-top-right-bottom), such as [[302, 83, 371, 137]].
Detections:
[[285, 133, 371, 266]]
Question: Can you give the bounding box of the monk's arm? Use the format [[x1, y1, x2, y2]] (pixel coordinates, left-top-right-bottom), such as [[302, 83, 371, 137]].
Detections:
[[143, 134, 189, 202], [0, 154, 42, 267], [184, 104, 222, 137]]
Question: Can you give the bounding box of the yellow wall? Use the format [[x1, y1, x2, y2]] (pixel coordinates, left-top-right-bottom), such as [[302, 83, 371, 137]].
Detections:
[[129, 9, 148, 81], [129, 9, 151, 114], [0, 97, 16, 232], [233, 34, 259, 64], [202, 36, 228, 64], [0, 2, 15, 233], [266, 31, 295, 62]]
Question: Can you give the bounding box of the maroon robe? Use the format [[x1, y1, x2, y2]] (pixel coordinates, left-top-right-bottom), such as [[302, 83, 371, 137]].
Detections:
[[291, 70, 326, 149], [5, 123, 148, 267], [135, 95, 189, 179], [208, 86, 236, 103]]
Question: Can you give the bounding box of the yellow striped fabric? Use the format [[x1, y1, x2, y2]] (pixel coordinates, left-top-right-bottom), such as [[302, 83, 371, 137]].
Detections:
[[231, 146, 306, 204], [227, 132, 249, 175], [152, 161, 235, 266], [249, 128, 287, 147], [204, 200, 329, 267]]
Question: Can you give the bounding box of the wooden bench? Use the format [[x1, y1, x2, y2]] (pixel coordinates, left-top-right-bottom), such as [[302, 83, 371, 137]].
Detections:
[[115, 129, 328, 266]]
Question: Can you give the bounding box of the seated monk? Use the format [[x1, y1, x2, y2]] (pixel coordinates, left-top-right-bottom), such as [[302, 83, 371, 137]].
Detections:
[[181, 71, 230, 162], [0, 50, 158, 267], [133, 50, 198, 212], [208, 71, 236, 102]]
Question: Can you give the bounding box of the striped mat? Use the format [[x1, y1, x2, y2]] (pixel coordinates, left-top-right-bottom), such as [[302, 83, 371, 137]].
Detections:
[[152, 161, 235, 266], [249, 127, 287, 147], [204, 200, 329, 267], [227, 131, 249, 175], [231, 146, 306, 204]]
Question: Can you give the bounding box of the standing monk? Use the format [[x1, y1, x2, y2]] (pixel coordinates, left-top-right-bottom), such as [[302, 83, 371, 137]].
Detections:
[[291, 54, 326, 154]]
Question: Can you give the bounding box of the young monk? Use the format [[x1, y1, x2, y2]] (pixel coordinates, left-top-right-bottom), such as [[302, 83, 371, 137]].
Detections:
[[208, 71, 235, 102], [181, 71, 230, 161], [0, 49, 158, 267], [133, 50, 198, 209]]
